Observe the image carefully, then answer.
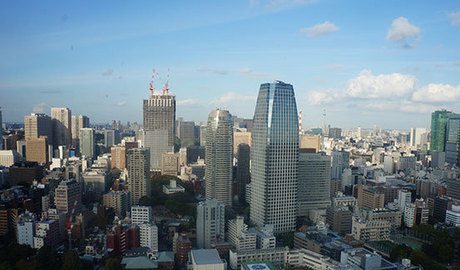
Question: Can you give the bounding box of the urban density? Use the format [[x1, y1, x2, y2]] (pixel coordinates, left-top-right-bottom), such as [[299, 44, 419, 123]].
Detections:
[[1, 1, 460, 270]]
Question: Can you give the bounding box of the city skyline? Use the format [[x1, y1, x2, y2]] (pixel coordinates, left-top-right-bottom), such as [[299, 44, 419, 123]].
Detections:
[[1, 1, 460, 129]]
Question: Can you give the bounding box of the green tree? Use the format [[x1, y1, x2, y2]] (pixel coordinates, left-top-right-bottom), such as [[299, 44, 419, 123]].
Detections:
[[61, 250, 81, 270], [36, 245, 59, 270], [104, 258, 122, 270]]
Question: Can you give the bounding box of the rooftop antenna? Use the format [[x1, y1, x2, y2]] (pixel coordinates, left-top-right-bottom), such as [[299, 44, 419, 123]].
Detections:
[[149, 69, 156, 96], [322, 109, 327, 135]]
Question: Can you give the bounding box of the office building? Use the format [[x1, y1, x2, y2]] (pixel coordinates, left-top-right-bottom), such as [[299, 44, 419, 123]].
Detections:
[[161, 152, 180, 176], [51, 107, 72, 147], [71, 115, 89, 147], [250, 81, 299, 233], [104, 129, 117, 148], [229, 247, 289, 270], [79, 128, 96, 159], [331, 150, 349, 180], [356, 185, 385, 210], [236, 143, 250, 203], [175, 233, 192, 264], [431, 150, 446, 168], [103, 190, 131, 218], [328, 127, 342, 139], [205, 109, 233, 206], [131, 206, 153, 224], [446, 205, 460, 226], [409, 127, 428, 149], [404, 199, 429, 228], [55, 179, 82, 214], [431, 110, 453, 151], [397, 189, 412, 212], [196, 199, 225, 249], [298, 151, 331, 217], [177, 119, 196, 147], [340, 248, 399, 270], [446, 114, 460, 166], [127, 148, 151, 205], [143, 80, 176, 170], [326, 207, 352, 235], [82, 170, 108, 195], [227, 216, 257, 252], [34, 219, 60, 249], [299, 135, 321, 152], [352, 216, 390, 241], [131, 206, 157, 254], [17, 212, 36, 248], [233, 130, 251, 154], [189, 249, 226, 270], [25, 137, 49, 164], [24, 113, 53, 147]]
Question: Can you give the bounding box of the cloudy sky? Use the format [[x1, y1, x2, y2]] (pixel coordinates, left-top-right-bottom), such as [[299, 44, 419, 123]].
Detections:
[[1, 1, 459, 129]]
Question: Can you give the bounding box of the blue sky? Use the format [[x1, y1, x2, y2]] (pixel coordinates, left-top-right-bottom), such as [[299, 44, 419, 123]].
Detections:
[[1, 0, 460, 129]]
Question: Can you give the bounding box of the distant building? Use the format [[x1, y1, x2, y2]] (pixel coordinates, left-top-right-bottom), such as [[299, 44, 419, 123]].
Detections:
[[326, 207, 352, 235], [340, 247, 400, 270], [71, 115, 89, 148], [446, 205, 460, 227], [352, 216, 390, 242], [175, 233, 192, 264], [17, 212, 36, 248], [331, 150, 349, 180], [328, 127, 342, 139], [79, 128, 96, 160], [51, 107, 72, 147], [189, 249, 226, 270], [227, 216, 256, 252], [0, 150, 21, 167], [55, 179, 81, 214], [111, 145, 126, 170], [25, 137, 49, 164], [34, 219, 60, 249], [299, 135, 321, 152], [106, 224, 140, 256], [24, 113, 53, 148], [82, 170, 108, 195], [163, 179, 185, 195], [236, 143, 250, 203], [104, 129, 118, 148], [196, 199, 225, 249], [446, 114, 460, 166], [103, 190, 131, 218], [431, 110, 453, 151], [356, 185, 385, 210], [233, 130, 251, 154], [176, 119, 196, 147], [404, 199, 429, 228], [161, 152, 180, 176]]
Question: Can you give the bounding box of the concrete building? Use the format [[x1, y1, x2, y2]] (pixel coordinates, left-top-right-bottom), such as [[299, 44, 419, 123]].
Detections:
[[431, 110, 453, 151], [79, 128, 96, 160], [205, 109, 233, 206], [189, 249, 226, 270], [127, 148, 151, 205], [233, 130, 251, 154], [331, 150, 349, 180], [162, 179, 185, 194], [446, 114, 460, 166], [82, 170, 108, 195], [34, 219, 60, 249], [103, 190, 131, 218], [398, 155, 416, 172], [340, 248, 399, 270], [161, 152, 180, 176], [55, 179, 81, 214], [17, 212, 36, 248], [409, 127, 428, 149], [328, 127, 342, 139], [104, 129, 117, 148], [71, 115, 89, 148], [111, 145, 126, 170], [298, 151, 331, 217], [299, 135, 321, 152], [356, 185, 385, 210], [131, 206, 153, 224], [360, 208, 402, 230], [177, 119, 196, 147], [250, 81, 299, 233], [227, 216, 257, 252], [229, 247, 289, 270], [431, 150, 446, 168], [51, 107, 72, 147], [25, 137, 49, 163], [143, 81, 176, 170], [196, 199, 225, 249], [326, 207, 352, 235], [131, 206, 158, 253], [397, 189, 412, 212], [352, 216, 390, 241], [24, 113, 53, 148], [0, 150, 21, 167], [404, 199, 429, 228], [446, 204, 460, 227]]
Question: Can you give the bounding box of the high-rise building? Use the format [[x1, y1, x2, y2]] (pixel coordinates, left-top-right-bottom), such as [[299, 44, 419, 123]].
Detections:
[[0, 108, 3, 150], [103, 190, 131, 218], [55, 179, 81, 214], [331, 150, 349, 180], [71, 115, 89, 147], [0, 150, 21, 167], [131, 206, 153, 224], [328, 127, 342, 139], [161, 152, 180, 176], [104, 129, 118, 148], [79, 128, 96, 159], [205, 109, 233, 206], [326, 206, 352, 235], [131, 206, 157, 253], [431, 110, 453, 151], [233, 130, 251, 154], [236, 143, 250, 204], [297, 151, 331, 217], [409, 127, 428, 149], [17, 212, 36, 248], [24, 113, 54, 147], [25, 137, 49, 164], [143, 80, 176, 170], [127, 148, 151, 205], [196, 199, 225, 249], [51, 107, 72, 147], [299, 135, 321, 152], [446, 114, 460, 166], [176, 119, 196, 147], [227, 216, 257, 252], [250, 81, 299, 233], [111, 145, 126, 170]]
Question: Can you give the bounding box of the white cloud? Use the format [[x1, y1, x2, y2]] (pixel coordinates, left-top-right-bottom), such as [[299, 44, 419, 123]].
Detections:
[[212, 92, 256, 105], [177, 99, 200, 106], [448, 11, 460, 26], [101, 69, 114, 76], [346, 70, 416, 99], [306, 90, 343, 105], [116, 101, 127, 106], [300, 21, 339, 37], [412, 83, 460, 102], [32, 102, 50, 113], [239, 68, 272, 79], [386, 17, 420, 46], [197, 67, 228, 75], [364, 100, 440, 114]]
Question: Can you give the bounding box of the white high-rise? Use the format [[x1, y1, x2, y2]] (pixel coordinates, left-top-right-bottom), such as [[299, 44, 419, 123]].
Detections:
[[205, 109, 233, 206], [131, 206, 158, 254], [196, 199, 225, 249], [250, 81, 299, 233]]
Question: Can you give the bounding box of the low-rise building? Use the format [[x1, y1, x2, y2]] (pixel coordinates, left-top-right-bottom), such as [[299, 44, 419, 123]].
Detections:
[[162, 179, 185, 195], [352, 216, 390, 242], [189, 249, 226, 270]]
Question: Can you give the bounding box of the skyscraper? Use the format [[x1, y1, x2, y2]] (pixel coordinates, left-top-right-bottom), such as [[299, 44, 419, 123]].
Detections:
[[297, 151, 331, 217], [127, 148, 151, 205], [431, 110, 453, 151], [0, 108, 3, 150], [71, 115, 89, 148], [24, 113, 54, 147], [236, 143, 250, 204], [51, 107, 72, 148], [250, 81, 299, 233], [446, 114, 460, 167], [205, 109, 233, 206], [196, 199, 225, 249], [143, 80, 176, 170], [79, 128, 96, 159], [331, 150, 350, 180]]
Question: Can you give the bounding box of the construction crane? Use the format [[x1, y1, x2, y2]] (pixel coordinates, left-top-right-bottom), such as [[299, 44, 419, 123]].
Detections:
[[65, 199, 79, 250]]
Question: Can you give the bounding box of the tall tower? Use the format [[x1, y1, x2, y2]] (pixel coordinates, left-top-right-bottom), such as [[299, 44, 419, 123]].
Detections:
[[127, 148, 151, 205], [71, 115, 90, 148], [205, 109, 233, 206], [79, 128, 96, 160], [431, 110, 453, 151], [250, 81, 299, 233], [196, 199, 225, 249], [51, 107, 72, 148], [236, 143, 250, 204], [446, 114, 460, 167], [143, 75, 176, 170]]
